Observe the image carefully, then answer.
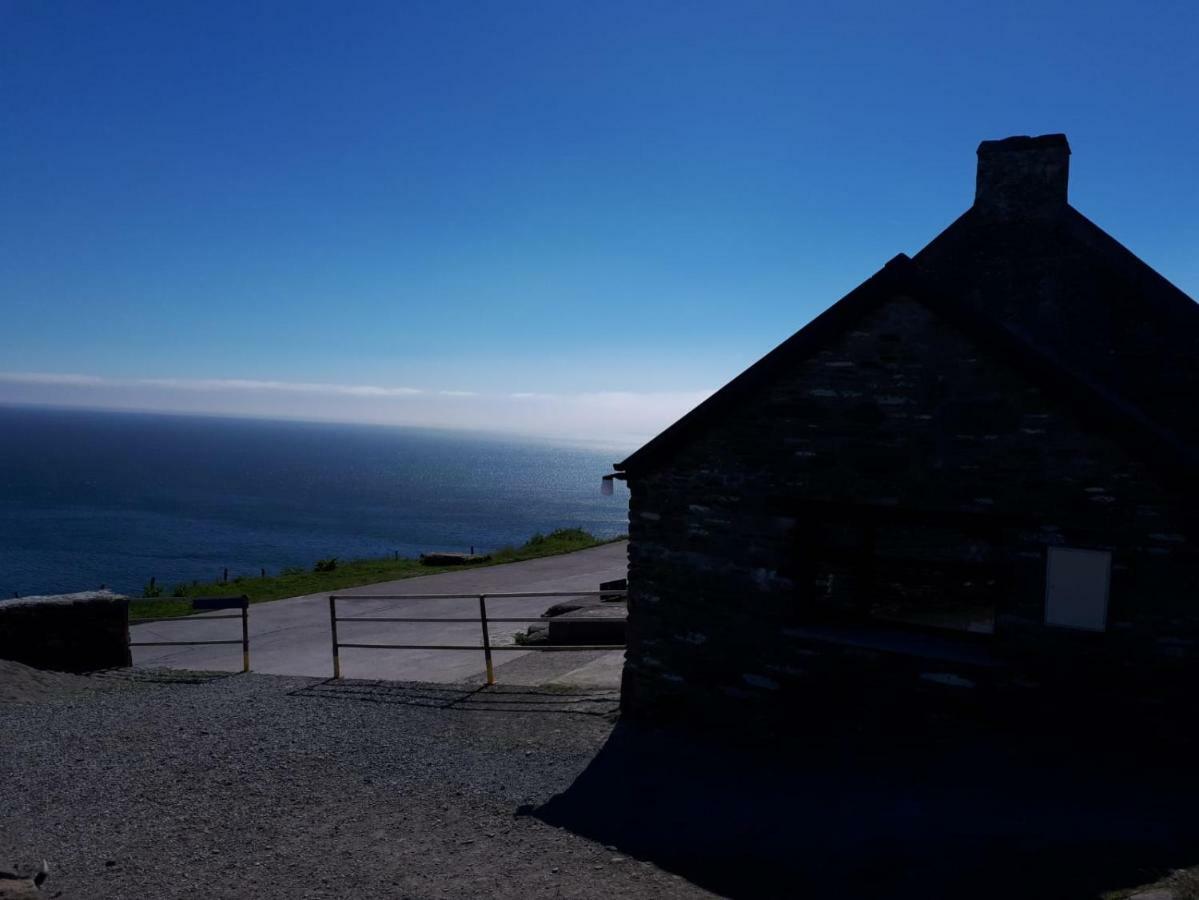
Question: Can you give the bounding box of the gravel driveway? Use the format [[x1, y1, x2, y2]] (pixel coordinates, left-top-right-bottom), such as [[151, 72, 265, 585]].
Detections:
[[0, 671, 715, 900]]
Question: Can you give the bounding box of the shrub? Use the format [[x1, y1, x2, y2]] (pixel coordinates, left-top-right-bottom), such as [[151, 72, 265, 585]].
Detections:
[[313, 557, 338, 573], [142, 581, 162, 598], [522, 528, 592, 549], [546, 527, 590, 542], [171, 584, 187, 598]]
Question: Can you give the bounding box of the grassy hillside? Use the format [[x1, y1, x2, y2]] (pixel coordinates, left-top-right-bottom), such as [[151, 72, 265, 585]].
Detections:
[[129, 528, 621, 621]]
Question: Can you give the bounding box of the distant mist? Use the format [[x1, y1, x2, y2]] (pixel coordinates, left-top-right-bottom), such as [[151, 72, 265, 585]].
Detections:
[[0, 371, 710, 446]]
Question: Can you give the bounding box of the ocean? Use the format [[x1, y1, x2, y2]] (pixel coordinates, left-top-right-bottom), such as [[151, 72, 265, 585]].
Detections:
[[0, 406, 633, 597]]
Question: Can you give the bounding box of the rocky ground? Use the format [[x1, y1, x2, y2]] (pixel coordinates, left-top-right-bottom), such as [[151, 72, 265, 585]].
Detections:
[[6, 666, 1199, 900], [0, 670, 714, 900], [1106, 868, 1199, 900], [0, 660, 128, 705]]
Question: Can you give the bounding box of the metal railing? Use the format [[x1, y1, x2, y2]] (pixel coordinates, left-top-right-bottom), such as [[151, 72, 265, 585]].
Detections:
[[129, 595, 251, 673], [328, 590, 627, 684]]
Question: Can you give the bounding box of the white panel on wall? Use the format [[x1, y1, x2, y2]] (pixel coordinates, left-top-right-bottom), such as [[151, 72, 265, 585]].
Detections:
[[1045, 547, 1111, 632]]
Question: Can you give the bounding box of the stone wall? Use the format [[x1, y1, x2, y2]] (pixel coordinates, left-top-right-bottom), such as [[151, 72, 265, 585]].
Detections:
[[622, 297, 1199, 722], [0, 591, 131, 673]]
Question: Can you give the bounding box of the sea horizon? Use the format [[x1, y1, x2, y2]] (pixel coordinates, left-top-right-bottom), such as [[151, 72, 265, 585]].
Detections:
[[1, 405, 633, 597], [0, 399, 648, 456]]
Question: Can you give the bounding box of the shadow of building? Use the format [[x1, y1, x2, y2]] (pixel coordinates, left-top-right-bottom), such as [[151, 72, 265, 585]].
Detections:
[[533, 702, 1199, 900]]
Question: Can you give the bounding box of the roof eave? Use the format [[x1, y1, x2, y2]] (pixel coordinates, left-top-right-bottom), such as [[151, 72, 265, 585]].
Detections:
[[616, 253, 917, 476]]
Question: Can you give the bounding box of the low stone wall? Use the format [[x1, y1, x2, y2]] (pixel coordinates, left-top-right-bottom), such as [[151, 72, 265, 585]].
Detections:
[[0, 591, 131, 673]]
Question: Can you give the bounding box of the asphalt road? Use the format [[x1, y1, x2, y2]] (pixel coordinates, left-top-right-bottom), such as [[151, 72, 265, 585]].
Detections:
[[130, 541, 628, 684]]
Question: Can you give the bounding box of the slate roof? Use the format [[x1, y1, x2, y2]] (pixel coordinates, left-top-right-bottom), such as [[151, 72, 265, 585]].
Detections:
[[617, 136, 1199, 478], [914, 204, 1199, 451]]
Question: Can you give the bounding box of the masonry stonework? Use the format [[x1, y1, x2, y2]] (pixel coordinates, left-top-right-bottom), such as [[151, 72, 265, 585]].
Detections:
[[621, 297, 1199, 722], [0, 591, 132, 673]]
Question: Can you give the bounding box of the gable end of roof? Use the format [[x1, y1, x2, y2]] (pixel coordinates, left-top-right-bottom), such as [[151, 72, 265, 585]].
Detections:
[[616, 254, 918, 475], [616, 254, 1198, 487]]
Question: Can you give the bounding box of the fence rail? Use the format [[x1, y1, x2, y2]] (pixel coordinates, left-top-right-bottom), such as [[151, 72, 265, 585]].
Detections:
[[129, 595, 251, 673], [328, 590, 627, 684]]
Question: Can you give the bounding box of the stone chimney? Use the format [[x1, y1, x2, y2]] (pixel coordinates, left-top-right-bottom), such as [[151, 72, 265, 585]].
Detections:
[[975, 133, 1070, 219]]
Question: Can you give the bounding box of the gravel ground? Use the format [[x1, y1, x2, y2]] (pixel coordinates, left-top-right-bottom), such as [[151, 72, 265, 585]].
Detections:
[[0, 661, 133, 705], [0, 670, 715, 900], [459, 649, 617, 686]]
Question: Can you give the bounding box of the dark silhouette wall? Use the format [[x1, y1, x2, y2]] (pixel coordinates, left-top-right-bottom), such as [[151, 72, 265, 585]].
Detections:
[[621, 295, 1198, 721]]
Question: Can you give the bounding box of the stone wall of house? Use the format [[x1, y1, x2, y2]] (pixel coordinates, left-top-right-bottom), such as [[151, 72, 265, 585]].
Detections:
[[622, 297, 1199, 722], [0, 591, 131, 673]]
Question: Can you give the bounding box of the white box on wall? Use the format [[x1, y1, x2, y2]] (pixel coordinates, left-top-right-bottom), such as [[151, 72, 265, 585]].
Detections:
[[1045, 547, 1111, 632]]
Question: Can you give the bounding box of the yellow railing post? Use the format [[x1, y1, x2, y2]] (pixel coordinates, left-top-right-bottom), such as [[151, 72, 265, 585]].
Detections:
[[241, 598, 250, 673], [329, 595, 341, 679], [478, 594, 495, 686]]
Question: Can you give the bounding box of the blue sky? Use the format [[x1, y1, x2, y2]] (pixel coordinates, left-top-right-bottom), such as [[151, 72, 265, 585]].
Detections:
[[2, 0, 1196, 440]]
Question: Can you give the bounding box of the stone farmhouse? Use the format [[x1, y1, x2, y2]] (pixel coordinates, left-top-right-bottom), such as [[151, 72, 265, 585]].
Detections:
[[611, 134, 1199, 720]]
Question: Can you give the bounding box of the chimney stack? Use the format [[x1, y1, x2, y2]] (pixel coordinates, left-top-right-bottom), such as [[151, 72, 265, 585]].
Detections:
[[975, 133, 1070, 219]]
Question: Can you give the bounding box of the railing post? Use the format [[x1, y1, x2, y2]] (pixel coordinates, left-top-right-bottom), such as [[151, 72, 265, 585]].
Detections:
[[329, 595, 341, 679], [478, 594, 495, 686], [241, 596, 250, 673]]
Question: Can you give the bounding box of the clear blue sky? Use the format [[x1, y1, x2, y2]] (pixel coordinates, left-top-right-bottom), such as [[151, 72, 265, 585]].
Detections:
[[2, 0, 1196, 439]]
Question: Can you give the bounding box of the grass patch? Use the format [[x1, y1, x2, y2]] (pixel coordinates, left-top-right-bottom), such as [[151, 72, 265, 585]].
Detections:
[[128, 528, 623, 621]]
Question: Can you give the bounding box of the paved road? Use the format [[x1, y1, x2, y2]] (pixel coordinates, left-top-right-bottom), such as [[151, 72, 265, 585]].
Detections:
[[131, 541, 628, 684]]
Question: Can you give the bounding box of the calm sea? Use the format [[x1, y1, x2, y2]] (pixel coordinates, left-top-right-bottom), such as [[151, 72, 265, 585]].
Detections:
[[0, 406, 633, 597]]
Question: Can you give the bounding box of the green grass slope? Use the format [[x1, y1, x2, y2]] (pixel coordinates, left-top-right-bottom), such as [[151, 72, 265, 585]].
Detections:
[[129, 528, 622, 620]]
